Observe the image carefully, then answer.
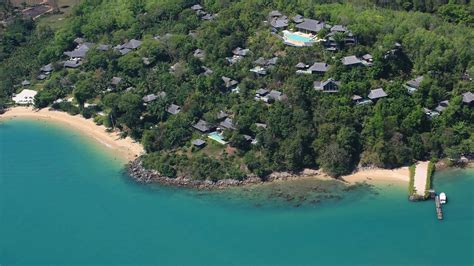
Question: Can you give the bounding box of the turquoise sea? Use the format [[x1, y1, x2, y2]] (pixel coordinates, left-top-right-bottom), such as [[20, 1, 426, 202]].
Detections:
[[0, 119, 473, 265]]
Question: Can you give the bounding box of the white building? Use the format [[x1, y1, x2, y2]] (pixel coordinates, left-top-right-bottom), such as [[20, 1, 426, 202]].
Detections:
[[12, 89, 37, 105]]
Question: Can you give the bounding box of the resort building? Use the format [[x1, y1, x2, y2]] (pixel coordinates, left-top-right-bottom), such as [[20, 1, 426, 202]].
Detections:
[[250, 66, 267, 76], [314, 78, 340, 93], [362, 54, 373, 63], [308, 62, 331, 73], [170, 62, 182, 73], [292, 14, 304, 23], [142, 94, 158, 103], [405, 76, 424, 94], [40, 63, 53, 73], [193, 49, 205, 60], [255, 123, 267, 129], [255, 88, 269, 100], [219, 117, 236, 131], [227, 48, 250, 64], [295, 19, 325, 34], [193, 119, 213, 133], [352, 95, 362, 103], [361, 54, 374, 66], [352, 95, 373, 106], [111, 77, 122, 87], [270, 17, 289, 30], [423, 108, 439, 119], [222, 76, 239, 91], [435, 100, 449, 113], [462, 91, 474, 106], [167, 104, 181, 115], [64, 42, 94, 59], [295, 62, 308, 69], [12, 89, 37, 105], [262, 90, 287, 103], [64, 59, 82, 68], [267, 57, 278, 66], [342, 55, 363, 67], [74, 37, 85, 44], [192, 139, 206, 149], [368, 88, 388, 101], [122, 39, 142, 50], [21, 80, 31, 86], [38, 64, 52, 79], [217, 110, 229, 120], [117, 47, 131, 55], [113, 39, 141, 55], [201, 13, 217, 21], [254, 57, 267, 66], [202, 66, 213, 76], [324, 24, 356, 50], [191, 4, 203, 11], [232, 47, 251, 57]]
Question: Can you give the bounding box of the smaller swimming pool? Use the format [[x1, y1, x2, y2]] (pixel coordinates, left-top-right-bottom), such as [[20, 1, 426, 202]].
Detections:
[[208, 132, 227, 145]]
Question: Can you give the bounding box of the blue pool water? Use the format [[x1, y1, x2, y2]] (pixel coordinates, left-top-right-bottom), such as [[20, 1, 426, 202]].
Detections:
[[208, 131, 227, 144], [285, 32, 314, 43]]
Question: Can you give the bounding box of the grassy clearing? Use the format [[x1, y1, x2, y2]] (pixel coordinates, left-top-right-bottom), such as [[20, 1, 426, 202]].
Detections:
[[37, 0, 80, 30]]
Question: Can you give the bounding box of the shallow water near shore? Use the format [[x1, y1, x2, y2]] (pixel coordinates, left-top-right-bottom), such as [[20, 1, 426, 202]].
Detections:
[[1, 119, 473, 265]]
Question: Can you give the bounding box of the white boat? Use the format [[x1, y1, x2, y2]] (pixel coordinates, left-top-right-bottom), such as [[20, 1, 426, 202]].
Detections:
[[439, 192, 447, 204]]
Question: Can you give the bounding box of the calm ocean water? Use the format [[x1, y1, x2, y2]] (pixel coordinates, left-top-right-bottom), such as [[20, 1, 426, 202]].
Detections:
[[0, 119, 473, 265]]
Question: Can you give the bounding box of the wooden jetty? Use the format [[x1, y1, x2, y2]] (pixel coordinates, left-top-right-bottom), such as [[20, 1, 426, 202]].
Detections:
[[435, 195, 443, 220]]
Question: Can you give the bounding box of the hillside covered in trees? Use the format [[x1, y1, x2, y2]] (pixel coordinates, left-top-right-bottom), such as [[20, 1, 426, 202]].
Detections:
[[0, 0, 473, 181]]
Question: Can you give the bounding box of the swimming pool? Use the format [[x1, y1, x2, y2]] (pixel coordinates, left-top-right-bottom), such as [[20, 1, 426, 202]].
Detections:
[[208, 131, 227, 145], [284, 32, 314, 43]]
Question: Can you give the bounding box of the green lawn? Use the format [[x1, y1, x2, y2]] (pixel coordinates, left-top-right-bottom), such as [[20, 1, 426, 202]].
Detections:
[[37, 0, 80, 30]]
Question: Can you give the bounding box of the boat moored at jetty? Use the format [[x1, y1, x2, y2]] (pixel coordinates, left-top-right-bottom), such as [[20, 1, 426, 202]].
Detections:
[[439, 192, 447, 204]]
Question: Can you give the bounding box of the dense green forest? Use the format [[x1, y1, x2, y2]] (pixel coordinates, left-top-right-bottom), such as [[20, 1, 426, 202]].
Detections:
[[0, 0, 473, 180]]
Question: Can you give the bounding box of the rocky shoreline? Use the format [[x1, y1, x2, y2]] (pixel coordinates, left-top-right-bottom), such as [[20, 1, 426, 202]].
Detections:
[[127, 158, 325, 190], [127, 157, 473, 190]]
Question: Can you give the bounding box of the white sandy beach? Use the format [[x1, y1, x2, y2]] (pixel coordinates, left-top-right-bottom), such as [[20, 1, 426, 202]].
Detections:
[[342, 167, 410, 184], [0, 107, 144, 161]]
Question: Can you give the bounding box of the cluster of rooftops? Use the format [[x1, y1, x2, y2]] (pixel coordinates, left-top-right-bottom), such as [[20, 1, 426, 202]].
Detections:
[[61, 37, 144, 68], [13, 6, 473, 145], [190, 112, 258, 148], [190, 4, 217, 21], [268, 10, 355, 50]]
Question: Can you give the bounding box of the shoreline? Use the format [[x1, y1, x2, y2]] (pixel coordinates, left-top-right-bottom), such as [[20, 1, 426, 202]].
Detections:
[[0, 106, 144, 162], [2, 106, 468, 191], [127, 158, 411, 190]]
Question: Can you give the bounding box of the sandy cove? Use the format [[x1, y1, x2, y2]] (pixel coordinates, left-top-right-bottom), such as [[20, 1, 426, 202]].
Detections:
[[1, 106, 410, 187], [0, 107, 144, 161]]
